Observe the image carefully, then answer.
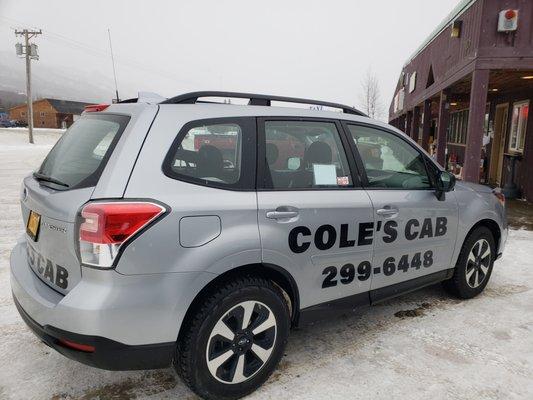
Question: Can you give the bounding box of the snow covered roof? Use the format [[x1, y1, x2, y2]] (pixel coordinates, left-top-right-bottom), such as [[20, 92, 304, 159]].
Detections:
[[45, 98, 92, 115]]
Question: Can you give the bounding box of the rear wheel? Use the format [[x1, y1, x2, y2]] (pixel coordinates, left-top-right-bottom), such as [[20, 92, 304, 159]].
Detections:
[[176, 276, 290, 400], [444, 226, 496, 299]]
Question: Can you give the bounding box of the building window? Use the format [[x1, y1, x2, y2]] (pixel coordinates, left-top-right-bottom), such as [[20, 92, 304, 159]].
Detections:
[[408, 72, 417, 93], [508, 100, 529, 153], [426, 65, 435, 88], [20, 111, 26, 117], [447, 109, 469, 144], [40, 112, 45, 117], [393, 88, 405, 113]]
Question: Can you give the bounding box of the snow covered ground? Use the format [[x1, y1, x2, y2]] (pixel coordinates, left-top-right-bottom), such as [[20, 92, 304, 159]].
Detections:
[[0, 129, 532, 400]]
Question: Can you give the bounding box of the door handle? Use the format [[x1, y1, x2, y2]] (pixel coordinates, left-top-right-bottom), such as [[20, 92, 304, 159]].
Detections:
[[376, 207, 399, 216], [266, 209, 299, 219]]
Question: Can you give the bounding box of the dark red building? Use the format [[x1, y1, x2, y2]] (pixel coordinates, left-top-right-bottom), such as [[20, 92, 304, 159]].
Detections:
[[389, 0, 533, 201]]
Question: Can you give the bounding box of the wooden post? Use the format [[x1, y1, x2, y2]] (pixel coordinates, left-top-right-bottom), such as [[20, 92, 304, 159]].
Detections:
[[397, 115, 404, 133], [519, 93, 533, 200], [405, 110, 413, 138], [463, 69, 490, 182], [411, 106, 420, 141], [436, 90, 450, 166], [421, 99, 432, 150]]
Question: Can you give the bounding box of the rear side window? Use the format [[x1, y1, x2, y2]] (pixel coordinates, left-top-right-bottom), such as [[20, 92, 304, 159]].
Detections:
[[163, 117, 256, 190], [38, 114, 129, 189], [261, 120, 353, 190]]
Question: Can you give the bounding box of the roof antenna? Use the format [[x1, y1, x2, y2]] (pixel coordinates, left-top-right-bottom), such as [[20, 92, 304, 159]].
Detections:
[[107, 28, 120, 103]]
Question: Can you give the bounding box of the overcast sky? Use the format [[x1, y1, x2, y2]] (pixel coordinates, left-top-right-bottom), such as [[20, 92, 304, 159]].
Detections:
[[0, 0, 460, 116]]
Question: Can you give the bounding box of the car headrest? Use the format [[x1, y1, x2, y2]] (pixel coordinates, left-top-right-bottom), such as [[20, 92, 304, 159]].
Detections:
[[265, 142, 279, 165], [304, 141, 332, 168], [197, 145, 223, 178]]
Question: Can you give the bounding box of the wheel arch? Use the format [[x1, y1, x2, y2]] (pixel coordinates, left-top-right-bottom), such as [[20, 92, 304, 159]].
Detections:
[[177, 263, 300, 344], [466, 218, 501, 252]]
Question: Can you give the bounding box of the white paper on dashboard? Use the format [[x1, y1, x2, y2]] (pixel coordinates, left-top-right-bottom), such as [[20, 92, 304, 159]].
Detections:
[[313, 164, 337, 185]]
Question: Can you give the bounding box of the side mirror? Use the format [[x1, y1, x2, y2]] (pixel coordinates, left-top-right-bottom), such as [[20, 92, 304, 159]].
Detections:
[[435, 170, 456, 200]]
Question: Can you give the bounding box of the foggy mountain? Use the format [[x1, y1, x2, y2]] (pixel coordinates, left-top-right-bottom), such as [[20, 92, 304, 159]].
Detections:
[[0, 50, 116, 107]]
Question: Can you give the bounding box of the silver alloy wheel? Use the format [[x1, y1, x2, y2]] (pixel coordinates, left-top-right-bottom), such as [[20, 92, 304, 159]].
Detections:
[[206, 300, 277, 384], [466, 238, 491, 288]]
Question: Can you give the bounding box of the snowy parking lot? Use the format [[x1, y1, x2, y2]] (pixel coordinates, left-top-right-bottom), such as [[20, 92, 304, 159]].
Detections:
[[0, 128, 532, 400]]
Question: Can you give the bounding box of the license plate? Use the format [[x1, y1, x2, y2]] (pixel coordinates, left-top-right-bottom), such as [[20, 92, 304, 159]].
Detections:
[[26, 210, 41, 241]]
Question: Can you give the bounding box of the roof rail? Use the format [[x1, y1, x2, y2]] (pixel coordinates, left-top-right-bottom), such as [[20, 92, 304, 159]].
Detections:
[[160, 91, 366, 116]]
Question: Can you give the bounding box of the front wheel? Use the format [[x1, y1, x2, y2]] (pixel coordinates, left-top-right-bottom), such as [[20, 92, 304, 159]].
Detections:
[[444, 226, 496, 299], [175, 275, 290, 400]]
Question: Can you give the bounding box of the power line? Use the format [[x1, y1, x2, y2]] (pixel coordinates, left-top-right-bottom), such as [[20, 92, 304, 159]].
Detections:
[[0, 14, 200, 88]]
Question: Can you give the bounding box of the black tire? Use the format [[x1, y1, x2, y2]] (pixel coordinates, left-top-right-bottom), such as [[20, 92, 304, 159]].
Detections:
[[443, 226, 496, 299], [175, 275, 290, 400]]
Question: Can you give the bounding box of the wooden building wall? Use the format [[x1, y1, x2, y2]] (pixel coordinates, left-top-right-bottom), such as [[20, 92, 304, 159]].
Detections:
[[478, 0, 533, 63], [9, 100, 70, 129], [390, 0, 484, 118], [390, 0, 533, 119]]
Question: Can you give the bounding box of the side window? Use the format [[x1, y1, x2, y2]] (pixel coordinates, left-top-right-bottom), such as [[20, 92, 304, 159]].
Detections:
[[93, 131, 116, 159], [164, 118, 255, 189], [347, 124, 431, 189], [262, 120, 352, 189]]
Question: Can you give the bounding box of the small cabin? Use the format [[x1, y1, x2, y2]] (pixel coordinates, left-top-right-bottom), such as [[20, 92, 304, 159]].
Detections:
[[9, 98, 91, 129]]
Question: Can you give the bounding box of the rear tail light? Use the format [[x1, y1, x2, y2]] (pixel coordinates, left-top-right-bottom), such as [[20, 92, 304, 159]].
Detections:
[[79, 201, 166, 268]]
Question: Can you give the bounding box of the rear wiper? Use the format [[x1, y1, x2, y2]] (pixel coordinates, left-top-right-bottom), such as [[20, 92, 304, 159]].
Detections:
[[33, 172, 70, 187]]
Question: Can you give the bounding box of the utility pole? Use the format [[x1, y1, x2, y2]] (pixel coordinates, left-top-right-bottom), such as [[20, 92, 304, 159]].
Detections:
[[15, 29, 42, 144]]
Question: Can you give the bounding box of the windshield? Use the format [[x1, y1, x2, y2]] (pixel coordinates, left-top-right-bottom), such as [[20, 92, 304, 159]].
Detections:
[[38, 114, 129, 189]]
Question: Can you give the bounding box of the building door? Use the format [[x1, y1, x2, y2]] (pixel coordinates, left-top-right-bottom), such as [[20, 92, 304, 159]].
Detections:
[[489, 103, 509, 185]]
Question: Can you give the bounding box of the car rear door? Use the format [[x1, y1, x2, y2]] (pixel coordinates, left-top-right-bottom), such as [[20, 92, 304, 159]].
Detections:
[[256, 118, 375, 312], [343, 122, 459, 302], [121, 113, 261, 277]]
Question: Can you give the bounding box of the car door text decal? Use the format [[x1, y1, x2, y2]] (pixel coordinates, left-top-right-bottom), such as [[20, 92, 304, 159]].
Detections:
[[288, 217, 447, 254], [320, 250, 434, 288]]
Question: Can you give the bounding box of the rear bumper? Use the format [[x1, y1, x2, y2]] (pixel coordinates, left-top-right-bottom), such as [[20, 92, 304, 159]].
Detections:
[[13, 295, 174, 370], [10, 238, 216, 370]]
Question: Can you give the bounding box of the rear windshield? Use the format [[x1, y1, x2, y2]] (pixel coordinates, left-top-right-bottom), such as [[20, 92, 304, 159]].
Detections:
[[37, 114, 130, 189]]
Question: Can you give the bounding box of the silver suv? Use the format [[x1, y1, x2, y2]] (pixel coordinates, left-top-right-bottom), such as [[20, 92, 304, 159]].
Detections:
[[11, 91, 507, 400]]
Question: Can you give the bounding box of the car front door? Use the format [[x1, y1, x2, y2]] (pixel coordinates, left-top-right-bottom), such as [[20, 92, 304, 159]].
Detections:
[[344, 123, 459, 302], [256, 118, 375, 313]]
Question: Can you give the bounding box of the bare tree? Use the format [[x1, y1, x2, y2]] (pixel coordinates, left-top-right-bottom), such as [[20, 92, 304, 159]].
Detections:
[[359, 69, 383, 120]]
